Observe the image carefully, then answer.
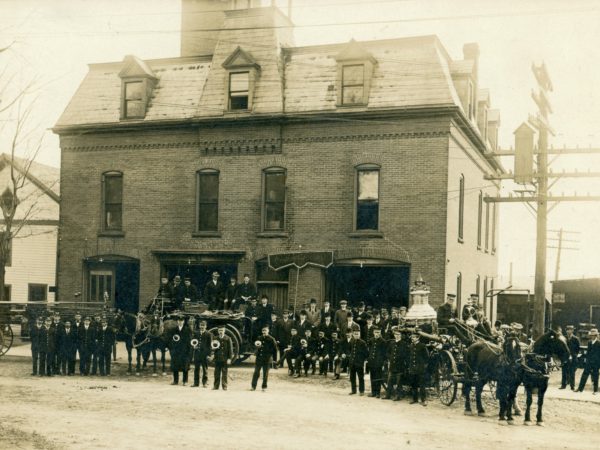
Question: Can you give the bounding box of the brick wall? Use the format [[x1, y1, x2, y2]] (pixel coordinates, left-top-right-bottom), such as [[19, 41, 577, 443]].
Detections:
[[58, 115, 467, 310]]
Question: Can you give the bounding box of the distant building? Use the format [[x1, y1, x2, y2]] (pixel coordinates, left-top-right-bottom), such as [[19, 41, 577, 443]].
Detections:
[[53, 2, 503, 314], [551, 278, 600, 328], [0, 154, 59, 303]]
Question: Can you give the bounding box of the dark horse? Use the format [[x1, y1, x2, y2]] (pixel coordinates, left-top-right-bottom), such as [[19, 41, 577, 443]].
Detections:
[[463, 330, 570, 425], [114, 311, 151, 374], [520, 331, 570, 426], [462, 338, 518, 419]]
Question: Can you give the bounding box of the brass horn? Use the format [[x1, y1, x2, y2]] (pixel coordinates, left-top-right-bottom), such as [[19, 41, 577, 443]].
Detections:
[[211, 340, 220, 350], [190, 338, 199, 348], [173, 334, 180, 343], [254, 340, 262, 348]]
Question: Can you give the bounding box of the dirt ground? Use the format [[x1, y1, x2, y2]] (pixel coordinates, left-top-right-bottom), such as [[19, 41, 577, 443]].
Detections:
[[1, 343, 599, 450]]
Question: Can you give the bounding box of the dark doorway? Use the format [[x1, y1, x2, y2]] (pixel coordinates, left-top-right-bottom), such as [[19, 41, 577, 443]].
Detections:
[[114, 262, 140, 313], [162, 263, 237, 301], [326, 265, 410, 310]]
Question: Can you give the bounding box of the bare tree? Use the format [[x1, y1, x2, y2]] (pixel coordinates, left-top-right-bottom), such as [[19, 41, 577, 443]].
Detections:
[[0, 65, 55, 302]]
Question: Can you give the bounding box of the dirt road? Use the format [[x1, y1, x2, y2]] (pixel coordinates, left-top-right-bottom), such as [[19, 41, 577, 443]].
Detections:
[[0, 353, 598, 450]]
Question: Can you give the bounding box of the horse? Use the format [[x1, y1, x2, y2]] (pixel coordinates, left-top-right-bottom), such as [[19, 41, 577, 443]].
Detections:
[[462, 338, 513, 418], [520, 330, 570, 426], [496, 334, 523, 424], [114, 311, 151, 374], [145, 313, 169, 376]]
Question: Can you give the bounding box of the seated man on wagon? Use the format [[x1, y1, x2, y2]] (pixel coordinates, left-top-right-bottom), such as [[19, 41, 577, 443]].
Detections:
[[436, 293, 471, 345]]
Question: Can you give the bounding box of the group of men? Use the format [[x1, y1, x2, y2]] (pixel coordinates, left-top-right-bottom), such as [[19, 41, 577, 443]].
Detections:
[[29, 312, 115, 377], [157, 272, 257, 312], [562, 326, 600, 395]]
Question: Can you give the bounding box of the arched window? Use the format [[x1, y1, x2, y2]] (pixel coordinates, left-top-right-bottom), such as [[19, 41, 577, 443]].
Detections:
[[355, 164, 380, 231], [197, 169, 219, 232], [262, 167, 286, 232], [102, 171, 123, 231]]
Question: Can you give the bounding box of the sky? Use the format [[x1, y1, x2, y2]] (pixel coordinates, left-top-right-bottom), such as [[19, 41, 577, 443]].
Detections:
[[1, 0, 600, 286]]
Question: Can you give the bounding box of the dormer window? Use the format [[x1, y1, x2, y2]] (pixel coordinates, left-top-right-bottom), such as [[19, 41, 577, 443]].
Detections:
[[124, 81, 144, 118], [222, 47, 260, 112], [119, 55, 157, 120], [229, 72, 249, 110], [335, 39, 377, 107], [342, 65, 364, 105]]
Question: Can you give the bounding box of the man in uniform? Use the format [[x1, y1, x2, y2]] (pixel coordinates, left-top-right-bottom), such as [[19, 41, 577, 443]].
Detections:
[[191, 319, 212, 387], [320, 300, 334, 324], [577, 328, 600, 394], [30, 317, 44, 376], [284, 326, 301, 376], [50, 313, 64, 375], [245, 297, 259, 343], [385, 327, 408, 400], [256, 294, 274, 330], [237, 273, 256, 307], [37, 317, 51, 376], [316, 329, 332, 376], [79, 316, 95, 375], [172, 275, 185, 310], [302, 328, 318, 376], [362, 314, 375, 341], [334, 330, 353, 380], [44, 317, 56, 376], [212, 324, 233, 390], [168, 315, 191, 385], [560, 325, 581, 390], [59, 320, 77, 376], [204, 271, 224, 310], [334, 299, 350, 331], [407, 329, 429, 405], [437, 293, 470, 344], [251, 324, 278, 391], [328, 331, 340, 375], [97, 318, 115, 376], [224, 275, 238, 310], [348, 329, 368, 395], [367, 326, 387, 398], [318, 315, 336, 339], [182, 277, 198, 304]]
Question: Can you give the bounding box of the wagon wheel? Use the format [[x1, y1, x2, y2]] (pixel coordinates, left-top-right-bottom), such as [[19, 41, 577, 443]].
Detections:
[[435, 349, 458, 406], [208, 326, 240, 364], [225, 323, 248, 365], [0, 324, 14, 356]]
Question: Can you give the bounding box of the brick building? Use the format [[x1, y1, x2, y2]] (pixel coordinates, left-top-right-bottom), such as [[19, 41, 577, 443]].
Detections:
[[53, 1, 503, 314]]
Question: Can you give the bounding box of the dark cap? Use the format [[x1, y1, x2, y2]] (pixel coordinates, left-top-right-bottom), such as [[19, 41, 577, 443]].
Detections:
[[346, 311, 353, 318], [358, 301, 365, 307], [565, 325, 575, 330], [310, 298, 317, 304], [261, 324, 269, 330], [340, 300, 348, 305], [217, 324, 226, 329], [447, 293, 456, 299], [373, 325, 381, 331], [243, 273, 250, 278], [300, 309, 307, 316]]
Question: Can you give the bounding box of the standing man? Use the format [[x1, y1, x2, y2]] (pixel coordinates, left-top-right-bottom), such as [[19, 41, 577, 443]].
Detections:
[[172, 275, 185, 310], [348, 329, 368, 396], [224, 275, 239, 311], [204, 271, 224, 310], [256, 294, 274, 330], [50, 313, 64, 375], [367, 326, 387, 398], [237, 273, 256, 308], [335, 299, 350, 331], [191, 319, 212, 388], [212, 324, 233, 390], [78, 317, 95, 376], [30, 317, 44, 376], [407, 329, 429, 405], [44, 317, 57, 376], [59, 320, 78, 376], [306, 298, 320, 327], [577, 328, 600, 394], [97, 318, 115, 376], [560, 325, 581, 390], [320, 300, 334, 324], [385, 327, 408, 401], [251, 325, 278, 391], [168, 315, 191, 386]]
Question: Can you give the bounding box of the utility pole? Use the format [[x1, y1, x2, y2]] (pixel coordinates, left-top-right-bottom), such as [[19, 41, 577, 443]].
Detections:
[[548, 228, 580, 281], [484, 62, 600, 338]]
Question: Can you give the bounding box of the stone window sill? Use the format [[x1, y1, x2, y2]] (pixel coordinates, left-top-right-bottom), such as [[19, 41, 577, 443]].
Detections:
[[257, 231, 289, 238], [98, 231, 125, 238], [349, 231, 383, 239], [192, 231, 222, 238]]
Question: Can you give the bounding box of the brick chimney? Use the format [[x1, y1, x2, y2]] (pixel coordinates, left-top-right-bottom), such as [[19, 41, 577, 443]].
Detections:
[[181, 0, 278, 56]]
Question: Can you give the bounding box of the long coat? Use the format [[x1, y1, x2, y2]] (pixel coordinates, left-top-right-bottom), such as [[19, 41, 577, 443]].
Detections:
[[255, 334, 278, 365], [348, 338, 369, 368], [168, 326, 192, 371], [191, 329, 212, 364], [407, 342, 429, 375], [213, 334, 234, 364]]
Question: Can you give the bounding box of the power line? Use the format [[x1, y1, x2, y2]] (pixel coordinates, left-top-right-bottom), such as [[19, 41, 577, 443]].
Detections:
[[6, 5, 599, 38]]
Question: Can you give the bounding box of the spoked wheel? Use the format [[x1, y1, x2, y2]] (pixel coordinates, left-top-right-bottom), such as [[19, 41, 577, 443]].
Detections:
[[0, 324, 14, 356], [436, 350, 458, 406], [208, 326, 241, 363]]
